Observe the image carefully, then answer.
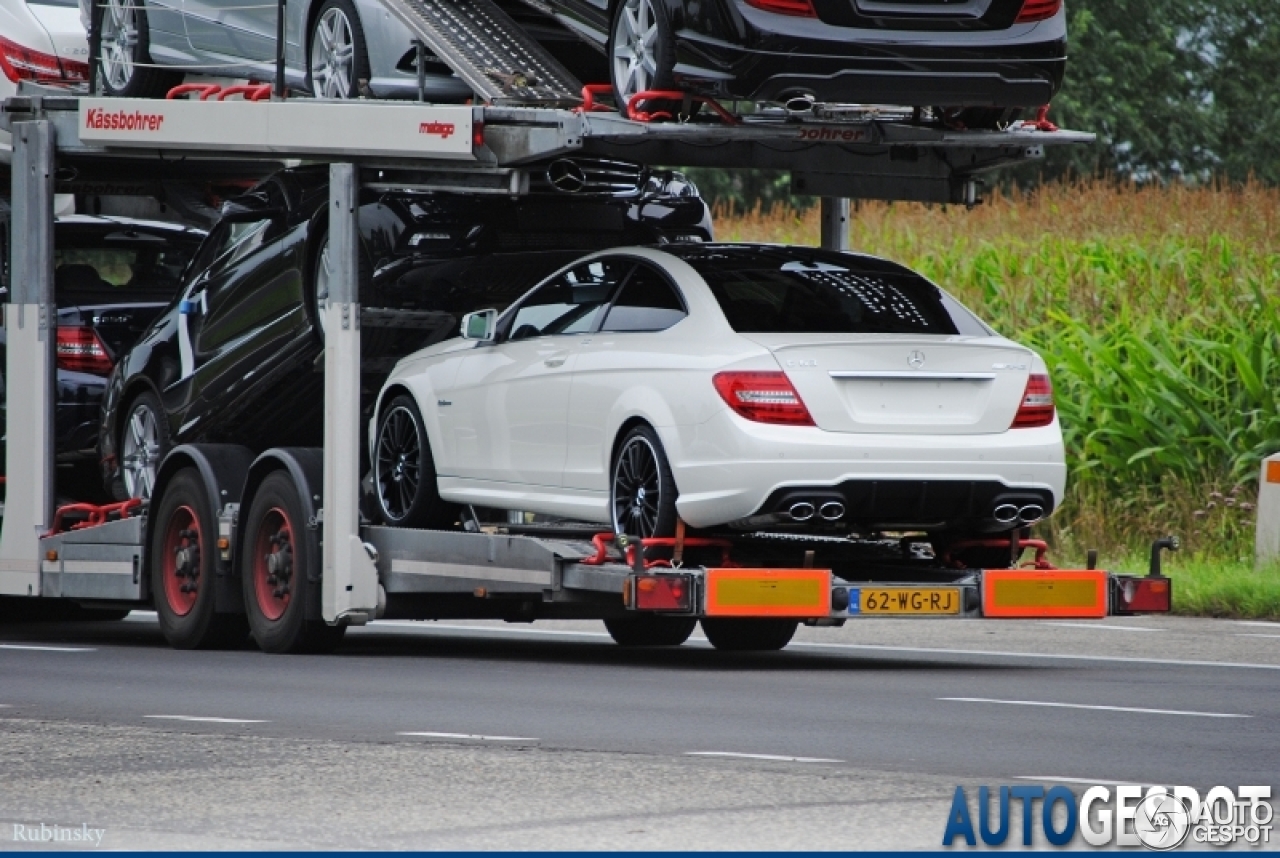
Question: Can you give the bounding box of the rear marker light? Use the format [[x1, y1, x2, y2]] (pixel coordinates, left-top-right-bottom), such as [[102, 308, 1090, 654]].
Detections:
[[634, 573, 694, 612], [713, 371, 815, 426], [1114, 576, 1172, 614], [1015, 0, 1061, 22], [1010, 373, 1055, 429], [744, 0, 818, 17], [56, 326, 114, 375]]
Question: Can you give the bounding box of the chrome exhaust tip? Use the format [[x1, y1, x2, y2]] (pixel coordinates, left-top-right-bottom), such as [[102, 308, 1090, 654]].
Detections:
[[993, 503, 1020, 525], [783, 93, 816, 114], [788, 502, 816, 522], [819, 501, 845, 521], [1018, 504, 1045, 525]]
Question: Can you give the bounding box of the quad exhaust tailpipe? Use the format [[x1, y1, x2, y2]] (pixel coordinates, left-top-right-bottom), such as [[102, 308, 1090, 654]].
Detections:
[[819, 501, 845, 521], [788, 501, 816, 522]]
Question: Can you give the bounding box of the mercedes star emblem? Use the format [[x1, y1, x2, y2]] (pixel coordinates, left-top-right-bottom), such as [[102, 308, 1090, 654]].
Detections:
[[908, 350, 926, 369], [546, 159, 587, 193]]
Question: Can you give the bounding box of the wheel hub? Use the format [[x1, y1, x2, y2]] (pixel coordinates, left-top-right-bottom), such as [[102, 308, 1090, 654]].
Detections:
[[173, 529, 200, 594], [265, 530, 293, 599]]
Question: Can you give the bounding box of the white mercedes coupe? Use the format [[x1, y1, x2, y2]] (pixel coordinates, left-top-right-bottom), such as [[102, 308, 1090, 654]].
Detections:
[[369, 244, 1066, 554]]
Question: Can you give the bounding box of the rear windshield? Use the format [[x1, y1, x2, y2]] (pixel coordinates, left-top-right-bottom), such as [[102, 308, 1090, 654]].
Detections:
[[53, 226, 202, 303], [672, 245, 990, 336]]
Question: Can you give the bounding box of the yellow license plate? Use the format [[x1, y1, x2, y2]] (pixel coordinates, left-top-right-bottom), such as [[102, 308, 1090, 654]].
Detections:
[[852, 587, 961, 615]]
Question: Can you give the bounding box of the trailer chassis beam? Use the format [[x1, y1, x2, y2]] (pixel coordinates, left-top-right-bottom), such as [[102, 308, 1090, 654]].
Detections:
[[0, 118, 56, 596]]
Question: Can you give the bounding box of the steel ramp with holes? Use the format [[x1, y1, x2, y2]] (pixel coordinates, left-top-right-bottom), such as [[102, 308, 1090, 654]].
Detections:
[[379, 0, 583, 105]]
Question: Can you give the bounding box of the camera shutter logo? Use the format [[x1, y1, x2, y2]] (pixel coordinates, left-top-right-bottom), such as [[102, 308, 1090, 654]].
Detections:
[[1135, 793, 1192, 850]]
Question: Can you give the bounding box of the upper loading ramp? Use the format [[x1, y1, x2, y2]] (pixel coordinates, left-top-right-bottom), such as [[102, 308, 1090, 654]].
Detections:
[[381, 0, 583, 105]]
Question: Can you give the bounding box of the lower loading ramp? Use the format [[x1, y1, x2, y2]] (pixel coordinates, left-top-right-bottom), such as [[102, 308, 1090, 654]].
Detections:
[[4, 95, 1093, 205]]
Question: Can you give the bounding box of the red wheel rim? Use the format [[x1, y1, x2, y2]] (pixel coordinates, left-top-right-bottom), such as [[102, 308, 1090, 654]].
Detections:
[[253, 507, 294, 622], [161, 505, 201, 617]]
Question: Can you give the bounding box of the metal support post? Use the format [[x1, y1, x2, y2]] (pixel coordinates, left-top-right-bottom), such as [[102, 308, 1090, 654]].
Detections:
[[820, 197, 850, 252], [321, 163, 379, 624], [274, 0, 287, 99], [0, 120, 56, 596]]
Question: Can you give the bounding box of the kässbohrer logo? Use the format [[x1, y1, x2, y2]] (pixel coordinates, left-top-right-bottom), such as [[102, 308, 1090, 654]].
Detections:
[[418, 121, 455, 139], [85, 107, 165, 132]]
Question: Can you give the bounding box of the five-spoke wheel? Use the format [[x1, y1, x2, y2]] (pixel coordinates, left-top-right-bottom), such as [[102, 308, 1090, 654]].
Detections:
[[120, 391, 170, 500], [309, 0, 372, 99], [92, 0, 181, 97], [608, 0, 676, 108]]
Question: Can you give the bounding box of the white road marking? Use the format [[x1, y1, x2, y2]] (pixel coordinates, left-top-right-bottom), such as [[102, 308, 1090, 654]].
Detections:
[[398, 731, 539, 742], [1040, 622, 1163, 632], [144, 715, 268, 724], [0, 643, 96, 652], [1235, 634, 1280, 639], [686, 752, 844, 764], [1015, 776, 1146, 787], [940, 697, 1250, 718], [1233, 621, 1280, 627], [123, 611, 158, 622], [363, 622, 1280, 671]]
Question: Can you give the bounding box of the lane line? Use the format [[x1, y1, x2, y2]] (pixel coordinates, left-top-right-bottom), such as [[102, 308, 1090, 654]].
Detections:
[[144, 715, 268, 724], [686, 752, 844, 764], [398, 731, 539, 742], [1235, 634, 1280, 639], [1016, 776, 1146, 787], [1233, 621, 1280, 627], [361, 622, 1280, 671], [0, 643, 96, 652], [1040, 622, 1163, 632], [940, 697, 1251, 719]]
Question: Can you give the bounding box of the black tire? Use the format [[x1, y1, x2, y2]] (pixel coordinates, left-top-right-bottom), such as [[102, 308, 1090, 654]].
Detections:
[[150, 468, 248, 649], [308, 0, 373, 99], [91, 0, 183, 98], [117, 389, 171, 501], [604, 615, 696, 647], [373, 395, 456, 529], [608, 0, 677, 115], [241, 471, 346, 654], [611, 424, 678, 540], [701, 618, 797, 652]]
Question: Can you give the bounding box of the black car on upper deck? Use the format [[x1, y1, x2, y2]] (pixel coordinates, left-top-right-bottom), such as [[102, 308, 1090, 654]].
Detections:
[[97, 162, 713, 499]]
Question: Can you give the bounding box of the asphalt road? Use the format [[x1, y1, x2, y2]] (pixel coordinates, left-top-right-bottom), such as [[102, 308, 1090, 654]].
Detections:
[[1, 612, 1277, 849]]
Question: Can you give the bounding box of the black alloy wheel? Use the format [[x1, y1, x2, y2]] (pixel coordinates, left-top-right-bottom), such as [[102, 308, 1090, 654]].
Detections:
[[610, 424, 678, 540], [374, 395, 455, 528]]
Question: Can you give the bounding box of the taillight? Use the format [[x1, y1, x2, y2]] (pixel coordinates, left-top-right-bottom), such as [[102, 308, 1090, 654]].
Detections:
[[56, 326, 114, 375], [745, 0, 817, 17], [1010, 373, 1055, 428], [1015, 0, 1061, 22], [0, 36, 79, 84], [634, 573, 694, 611], [713, 371, 815, 426]]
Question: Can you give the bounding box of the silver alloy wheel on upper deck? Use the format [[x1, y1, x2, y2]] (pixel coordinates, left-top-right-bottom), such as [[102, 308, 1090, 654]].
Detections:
[[98, 0, 140, 91], [311, 6, 357, 99]]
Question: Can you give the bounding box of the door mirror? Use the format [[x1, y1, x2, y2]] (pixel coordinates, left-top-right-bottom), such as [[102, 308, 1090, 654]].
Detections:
[[460, 309, 497, 342]]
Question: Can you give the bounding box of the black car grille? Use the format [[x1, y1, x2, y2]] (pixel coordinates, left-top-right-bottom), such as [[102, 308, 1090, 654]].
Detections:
[[529, 158, 646, 196]]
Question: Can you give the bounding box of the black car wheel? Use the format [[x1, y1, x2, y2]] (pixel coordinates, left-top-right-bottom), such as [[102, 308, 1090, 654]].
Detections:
[[374, 395, 456, 528], [92, 0, 183, 98], [308, 0, 373, 99], [119, 390, 170, 501], [608, 0, 676, 110], [610, 424, 677, 540]]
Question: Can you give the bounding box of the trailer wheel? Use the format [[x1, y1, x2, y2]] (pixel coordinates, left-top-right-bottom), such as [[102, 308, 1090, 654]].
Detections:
[[700, 618, 797, 652], [150, 468, 247, 649], [242, 470, 346, 654], [374, 395, 455, 528], [604, 615, 696, 647]]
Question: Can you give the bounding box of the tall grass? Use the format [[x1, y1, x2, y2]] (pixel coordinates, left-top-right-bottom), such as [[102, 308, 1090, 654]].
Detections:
[[715, 181, 1280, 560]]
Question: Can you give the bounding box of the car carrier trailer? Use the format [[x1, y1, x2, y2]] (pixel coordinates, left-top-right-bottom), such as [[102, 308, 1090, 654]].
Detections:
[[0, 87, 1176, 652]]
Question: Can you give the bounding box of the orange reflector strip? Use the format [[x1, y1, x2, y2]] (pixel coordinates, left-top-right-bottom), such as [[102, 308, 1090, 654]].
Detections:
[[1268, 460, 1280, 484], [982, 570, 1108, 618], [704, 568, 830, 617]]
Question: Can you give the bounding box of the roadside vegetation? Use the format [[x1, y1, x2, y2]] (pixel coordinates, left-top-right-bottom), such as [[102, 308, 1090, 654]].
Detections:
[[715, 180, 1280, 618]]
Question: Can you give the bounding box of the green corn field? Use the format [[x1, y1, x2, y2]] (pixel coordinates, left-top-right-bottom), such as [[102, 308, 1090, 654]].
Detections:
[[716, 180, 1280, 565]]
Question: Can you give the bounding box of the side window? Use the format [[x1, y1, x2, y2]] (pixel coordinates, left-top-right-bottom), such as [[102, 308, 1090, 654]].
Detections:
[[506, 258, 631, 341], [600, 263, 687, 332]]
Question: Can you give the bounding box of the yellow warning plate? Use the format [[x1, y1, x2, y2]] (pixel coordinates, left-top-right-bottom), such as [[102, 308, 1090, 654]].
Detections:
[[704, 569, 831, 617], [853, 587, 962, 615], [983, 570, 1108, 618]]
